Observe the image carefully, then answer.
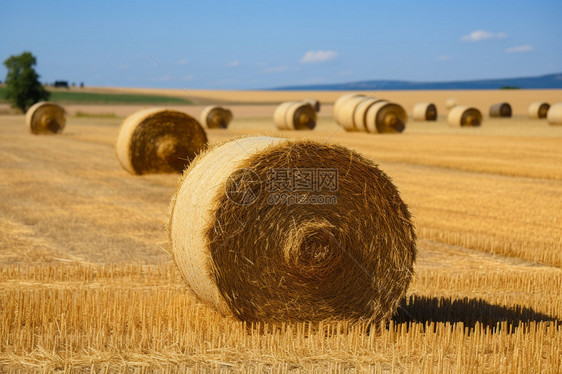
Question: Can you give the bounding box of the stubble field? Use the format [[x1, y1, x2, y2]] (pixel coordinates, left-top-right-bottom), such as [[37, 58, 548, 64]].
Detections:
[[0, 89, 561, 372]]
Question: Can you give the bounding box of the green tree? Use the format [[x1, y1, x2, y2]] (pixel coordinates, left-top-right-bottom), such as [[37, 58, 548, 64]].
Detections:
[[3, 51, 49, 112]]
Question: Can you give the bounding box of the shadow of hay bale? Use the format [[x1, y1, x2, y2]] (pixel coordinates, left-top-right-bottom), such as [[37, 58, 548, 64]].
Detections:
[[392, 295, 561, 333]]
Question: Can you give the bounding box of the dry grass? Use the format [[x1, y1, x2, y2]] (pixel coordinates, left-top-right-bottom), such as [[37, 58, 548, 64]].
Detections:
[[0, 264, 559, 372], [0, 90, 561, 372]]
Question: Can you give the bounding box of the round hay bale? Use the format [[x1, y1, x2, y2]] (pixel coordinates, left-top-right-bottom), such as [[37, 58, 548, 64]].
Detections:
[[116, 108, 207, 175], [303, 98, 321, 112], [335, 96, 384, 132], [445, 98, 457, 110], [412, 103, 437, 121], [353, 97, 385, 131], [333, 93, 362, 120], [25, 102, 66, 134], [528, 101, 550, 119], [365, 101, 408, 133], [200, 105, 233, 129], [336, 96, 368, 131], [489, 102, 512, 118], [447, 106, 482, 127], [168, 136, 416, 323], [273, 101, 316, 130], [547, 103, 562, 125]]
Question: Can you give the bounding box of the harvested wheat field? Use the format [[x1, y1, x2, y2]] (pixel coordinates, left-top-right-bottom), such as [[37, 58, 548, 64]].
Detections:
[[0, 89, 561, 373]]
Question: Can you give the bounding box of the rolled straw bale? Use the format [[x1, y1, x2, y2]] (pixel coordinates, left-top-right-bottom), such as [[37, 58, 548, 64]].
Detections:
[[489, 102, 512, 118], [335, 96, 385, 132], [528, 102, 550, 119], [365, 101, 408, 133], [25, 102, 66, 134], [412, 103, 437, 121], [168, 136, 416, 322], [333, 93, 362, 120], [445, 98, 457, 110], [273, 101, 316, 130], [447, 106, 482, 127], [547, 103, 562, 125], [116, 108, 207, 175], [200, 105, 233, 129], [336, 96, 370, 131], [303, 98, 321, 112], [353, 97, 385, 131]]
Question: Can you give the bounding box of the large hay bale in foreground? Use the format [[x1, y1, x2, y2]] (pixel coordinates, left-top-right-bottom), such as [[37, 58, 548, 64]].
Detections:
[[116, 108, 207, 175], [200, 106, 233, 129], [489, 102, 512, 118], [25, 102, 66, 134], [273, 101, 316, 130], [448, 106, 482, 127], [365, 101, 408, 133], [547, 103, 562, 125], [303, 98, 321, 112], [413, 102, 437, 121], [168, 136, 416, 323], [528, 102, 550, 119]]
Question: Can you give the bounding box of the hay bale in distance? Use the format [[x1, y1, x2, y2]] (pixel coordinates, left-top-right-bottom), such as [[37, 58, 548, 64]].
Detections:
[[547, 103, 562, 125], [448, 106, 482, 127], [200, 105, 233, 129], [528, 102, 550, 119], [116, 108, 207, 175], [445, 98, 457, 110], [413, 103, 437, 121], [303, 98, 321, 112], [25, 102, 66, 134], [333, 93, 362, 120], [168, 136, 416, 323], [365, 101, 408, 133], [335, 95, 376, 132], [273, 101, 316, 130], [334, 94, 407, 133], [489, 102, 512, 118]]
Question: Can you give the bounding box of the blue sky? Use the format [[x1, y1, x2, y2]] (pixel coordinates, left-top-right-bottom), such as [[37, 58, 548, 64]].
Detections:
[[1, 0, 560, 89]]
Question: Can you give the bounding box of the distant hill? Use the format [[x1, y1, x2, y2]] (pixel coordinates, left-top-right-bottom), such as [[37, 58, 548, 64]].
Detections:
[[272, 73, 562, 91]]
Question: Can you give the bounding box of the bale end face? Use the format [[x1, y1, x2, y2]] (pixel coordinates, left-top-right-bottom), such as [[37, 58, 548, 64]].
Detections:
[[413, 103, 437, 121], [274, 102, 316, 130], [116, 108, 208, 175], [201, 106, 233, 129], [448, 106, 482, 127], [489, 102, 512, 118], [25, 102, 66, 135], [528, 102, 550, 119], [169, 136, 417, 323], [366, 101, 408, 133]]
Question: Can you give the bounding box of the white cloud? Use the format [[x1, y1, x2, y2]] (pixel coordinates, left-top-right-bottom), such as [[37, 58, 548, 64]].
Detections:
[[261, 66, 289, 74], [176, 59, 189, 65], [505, 45, 533, 53], [338, 70, 353, 76], [226, 60, 240, 67], [461, 30, 507, 42], [300, 50, 338, 64], [119, 64, 129, 70], [437, 55, 452, 61]]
